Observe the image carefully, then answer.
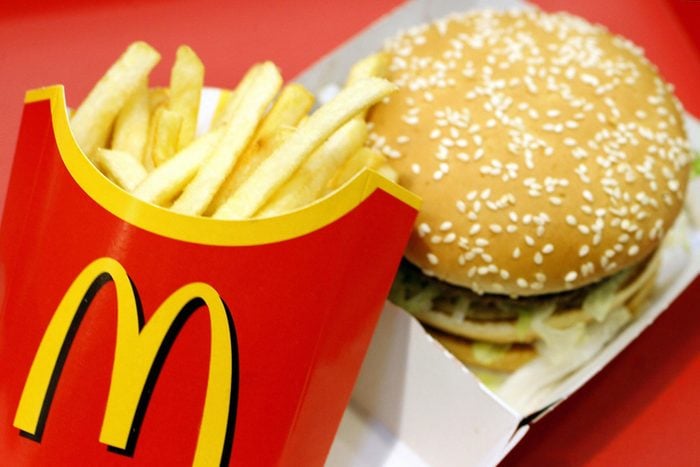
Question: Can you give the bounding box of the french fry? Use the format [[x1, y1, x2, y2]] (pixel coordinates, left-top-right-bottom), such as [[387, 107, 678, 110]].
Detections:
[[95, 148, 148, 192], [325, 147, 392, 192], [211, 63, 262, 128], [346, 52, 392, 120], [149, 87, 169, 112], [169, 45, 204, 150], [171, 62, 283, 216], [149, 108, 183, 167], [255, 83, 315, 141], [259, 118, 367, 216], [376, 163, 399, 183], [346, 52, 391, 86], [132, 130, 222, 206], [111, 78, 149, 162], [213, 77, 397, 220], [206, 84, 314, 214], [71, 42, 160, 160], [211, 90, 235, 127], [206, 126, 294, 215]]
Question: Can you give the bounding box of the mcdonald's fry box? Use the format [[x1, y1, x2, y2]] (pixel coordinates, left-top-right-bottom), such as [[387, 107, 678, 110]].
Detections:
[[0, 82, 420, 466]]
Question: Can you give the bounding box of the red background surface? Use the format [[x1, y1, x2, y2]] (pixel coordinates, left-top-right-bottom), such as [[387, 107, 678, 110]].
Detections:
[[0, 0, 699, 465]]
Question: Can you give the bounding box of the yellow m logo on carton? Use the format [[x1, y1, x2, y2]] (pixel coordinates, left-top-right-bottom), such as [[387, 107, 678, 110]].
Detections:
[[13, 257, 237, 466]]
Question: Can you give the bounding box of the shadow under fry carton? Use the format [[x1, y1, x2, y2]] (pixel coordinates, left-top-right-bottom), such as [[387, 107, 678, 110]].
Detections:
[[0, 85, 420, 466]]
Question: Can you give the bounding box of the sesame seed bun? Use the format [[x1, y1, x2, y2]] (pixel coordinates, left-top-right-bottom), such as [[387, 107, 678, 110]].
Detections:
[[368, 8, 691, 296]]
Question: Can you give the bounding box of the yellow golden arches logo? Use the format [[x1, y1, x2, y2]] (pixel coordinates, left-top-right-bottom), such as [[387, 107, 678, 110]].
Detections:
[[13, 257, 238, 466]]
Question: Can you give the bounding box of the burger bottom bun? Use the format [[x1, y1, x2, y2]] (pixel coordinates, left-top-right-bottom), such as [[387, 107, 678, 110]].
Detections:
[[423, 255, 660, 372], [432, 331, 537, 372]]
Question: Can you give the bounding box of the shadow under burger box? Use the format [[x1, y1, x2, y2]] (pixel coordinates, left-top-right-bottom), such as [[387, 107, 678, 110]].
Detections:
[[0, 85, 419, 466]]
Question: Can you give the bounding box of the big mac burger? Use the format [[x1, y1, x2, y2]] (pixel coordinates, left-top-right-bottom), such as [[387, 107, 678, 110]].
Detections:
[[370, 9, 692, 374]]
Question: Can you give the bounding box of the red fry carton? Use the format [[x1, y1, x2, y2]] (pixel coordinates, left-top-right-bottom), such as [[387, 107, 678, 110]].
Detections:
[[0, 85, 420, 466]]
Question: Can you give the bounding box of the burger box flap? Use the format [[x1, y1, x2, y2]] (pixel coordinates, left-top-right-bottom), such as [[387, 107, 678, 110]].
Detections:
[[307, 0, 700, 465]]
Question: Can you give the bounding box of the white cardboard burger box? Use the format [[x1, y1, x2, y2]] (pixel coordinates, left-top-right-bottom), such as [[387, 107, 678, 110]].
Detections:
[[292, 0, 700, 465]]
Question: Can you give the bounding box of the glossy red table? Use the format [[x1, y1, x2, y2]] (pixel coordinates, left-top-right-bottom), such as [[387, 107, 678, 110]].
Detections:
[[1, 1, 699, 465]]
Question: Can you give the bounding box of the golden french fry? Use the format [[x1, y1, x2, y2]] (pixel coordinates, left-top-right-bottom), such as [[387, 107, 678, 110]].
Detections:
[[171, 62, 283, 216], [347, 52, 392, 120], [95, 148, 148, 192], [132, 130, 222, 206], [210, 63, 262, 128], [376, 163, 399, 183], [169, 45, 204, 150], [213, 77, 397, 220], [326, 147, 390, 192], [150, 108, 183, 167], [259, 119, 367, 216], [149, 87, 169, 112], [111, 78, 150, 162], [256, 83, 314, 141], [71, 42, 160, 160], [206, 84, 313, 214], [206, 126, 294, 215], [346, 52, 391, 85], [211, 90, 235, 127]]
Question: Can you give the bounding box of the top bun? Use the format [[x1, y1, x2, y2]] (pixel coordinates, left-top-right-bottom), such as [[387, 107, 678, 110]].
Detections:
[[368, 8, 691, 296]]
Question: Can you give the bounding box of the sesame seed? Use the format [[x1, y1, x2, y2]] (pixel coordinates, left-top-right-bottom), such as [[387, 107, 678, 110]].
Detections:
[[534, 252, 543, 264], [579, 244, 590, 257], [440, 221, 453, 231], [542, 243, 554, 254], [513, 247, 521, 259], [411, 163, 421, 174], [565, 271, 578, 283], [489, 224, 503, 233], [469, 224, 481, 235], [427, 253, 439, 265], [628, 245, 640, 256], [517, 278, 528, 288]]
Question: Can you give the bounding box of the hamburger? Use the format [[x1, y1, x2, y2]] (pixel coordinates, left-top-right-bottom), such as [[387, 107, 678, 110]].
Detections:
[[369, 9, 692, 373]]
